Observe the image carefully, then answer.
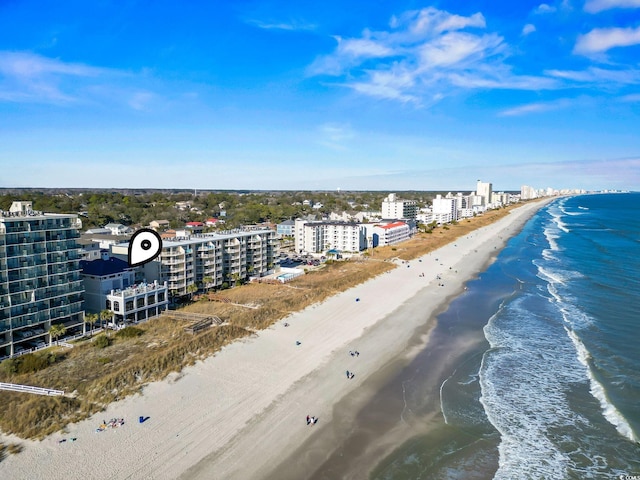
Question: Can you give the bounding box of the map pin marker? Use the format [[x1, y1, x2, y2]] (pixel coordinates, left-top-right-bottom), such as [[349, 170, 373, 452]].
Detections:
[[128, 228, 163, 267]]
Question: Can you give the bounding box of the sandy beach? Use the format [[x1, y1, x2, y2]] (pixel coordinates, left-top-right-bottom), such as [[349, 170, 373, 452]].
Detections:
[[0, 200, 549, 480]]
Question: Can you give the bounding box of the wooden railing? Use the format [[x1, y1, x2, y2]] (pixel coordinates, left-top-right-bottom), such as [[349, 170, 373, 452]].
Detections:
[[0, 382, 64, 396]]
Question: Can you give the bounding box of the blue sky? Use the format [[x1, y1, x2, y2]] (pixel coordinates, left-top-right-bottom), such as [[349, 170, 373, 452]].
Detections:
[[1, 0, 639, 191]]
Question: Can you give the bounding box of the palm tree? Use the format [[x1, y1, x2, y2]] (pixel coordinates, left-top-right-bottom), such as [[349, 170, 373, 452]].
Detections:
[[99, 309, 113, 333], [186, 283, 198, 300], [49, 323, 66, 346], [84, 312, 98, 337], [203, 276, 214, 292]]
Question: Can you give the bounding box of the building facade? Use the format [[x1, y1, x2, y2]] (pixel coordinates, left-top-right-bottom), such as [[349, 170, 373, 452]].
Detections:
[[0, 201, 84, 357], [294, 221, 367, 254], [381, 193, 418, 220], [476, 180, 493, 206], [371, 221, 411, 247], [431, 194, 458, 224], [105, 281, 168, 324], [111, 228, 277, 298]]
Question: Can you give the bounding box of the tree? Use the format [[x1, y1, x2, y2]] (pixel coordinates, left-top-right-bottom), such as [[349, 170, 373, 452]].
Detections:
[[186, 283, 198, 300], [84, 312, 98, 337], [202, 276, 214, 292], [49, 323, 66, 345], [100, 309, 114, 334]]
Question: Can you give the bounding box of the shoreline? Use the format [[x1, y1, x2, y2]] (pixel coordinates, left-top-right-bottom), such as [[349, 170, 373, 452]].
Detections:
[[0, 200, 551, 480]]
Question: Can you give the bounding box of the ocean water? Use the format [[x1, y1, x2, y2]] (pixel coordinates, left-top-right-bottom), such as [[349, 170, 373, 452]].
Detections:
[[373, 193, 640, 479]]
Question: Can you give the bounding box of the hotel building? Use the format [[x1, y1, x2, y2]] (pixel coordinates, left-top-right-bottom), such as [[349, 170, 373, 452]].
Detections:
[[0, 201, 84, 357], [381, 193, 418, 220], [294, 220, 367, 254]]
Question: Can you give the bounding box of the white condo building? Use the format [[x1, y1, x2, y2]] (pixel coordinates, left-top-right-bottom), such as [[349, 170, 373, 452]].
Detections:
[[476, 180, 493, 206], [431, 194, 458, 224], [371, 221, 411, 247], [381, 194, 417, 220], [112, 228, 278, 298], [294, 221, 367, 254]]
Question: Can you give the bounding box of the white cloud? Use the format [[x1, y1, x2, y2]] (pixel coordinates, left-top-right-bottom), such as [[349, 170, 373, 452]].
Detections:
[[584, 0, 640, 13], [534, 3, 557, 13], [307, 7, 554, 104], [0, 50, 174, 111], [128, 91, 156, 111], [0, 50, 107, 103], [499, 98, 571, 116], [399, 7, 486, 36], [247, 19, 316, 31], [419, 32, 503, 68], [522, 24, 537, 36], [546, 66, 640, 84], [574, 26, 640, 54]]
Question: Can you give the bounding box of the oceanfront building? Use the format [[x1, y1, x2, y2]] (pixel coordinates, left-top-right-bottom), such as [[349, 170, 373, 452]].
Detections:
[[105, 281, 168, 324], [381, 193, 418, 220], [111, 228, 278, 298], [371, 221, 411, 247], [294, 220, 367, 254], [0, 201, 85, 357]]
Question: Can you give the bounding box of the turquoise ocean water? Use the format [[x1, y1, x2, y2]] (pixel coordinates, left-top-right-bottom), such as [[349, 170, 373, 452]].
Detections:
[[374, 193, 640, 479]]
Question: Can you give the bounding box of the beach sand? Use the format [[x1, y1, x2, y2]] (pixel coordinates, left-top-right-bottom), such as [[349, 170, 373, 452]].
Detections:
[[0, 200, 549, 480]]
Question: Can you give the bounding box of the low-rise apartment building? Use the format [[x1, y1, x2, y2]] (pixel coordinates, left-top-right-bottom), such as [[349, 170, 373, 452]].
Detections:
[[111, 228, 277, 298], [371, 221, 411, 247]]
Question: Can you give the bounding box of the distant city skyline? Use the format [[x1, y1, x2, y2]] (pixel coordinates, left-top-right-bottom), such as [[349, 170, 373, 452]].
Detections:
[[1, 1, 639, 191]]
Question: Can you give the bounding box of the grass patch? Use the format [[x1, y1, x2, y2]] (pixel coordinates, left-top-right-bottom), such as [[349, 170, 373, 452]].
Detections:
[[93, 335, 110, 349], [115, 326, 144, 339], [1, 352, 58, 375]]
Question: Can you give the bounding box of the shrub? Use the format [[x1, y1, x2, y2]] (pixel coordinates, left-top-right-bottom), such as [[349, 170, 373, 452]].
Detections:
[[97, 357, 112, 365], [0, 358, 18, 375], [3, 353, 58, 375], [93, 335, 110, 349], [115, 327, 144, 339]]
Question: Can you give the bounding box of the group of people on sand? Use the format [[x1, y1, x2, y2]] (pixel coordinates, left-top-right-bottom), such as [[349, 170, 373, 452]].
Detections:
[[96, 418, 125, 432], [345, 349, 359, 379]]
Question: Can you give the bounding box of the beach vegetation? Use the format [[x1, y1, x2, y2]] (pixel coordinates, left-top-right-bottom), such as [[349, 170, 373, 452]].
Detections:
[[115, 327, 144, 339], [93, 335, 111, 349], [0, 442, 23, 462]]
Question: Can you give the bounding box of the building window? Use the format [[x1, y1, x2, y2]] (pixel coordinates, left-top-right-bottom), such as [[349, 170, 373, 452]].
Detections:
[[106, 299, 111, 309], [113, 301, 120, 312]]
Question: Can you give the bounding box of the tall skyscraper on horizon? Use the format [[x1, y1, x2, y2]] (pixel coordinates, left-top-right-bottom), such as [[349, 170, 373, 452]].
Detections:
[[476, 180, 493, 206]]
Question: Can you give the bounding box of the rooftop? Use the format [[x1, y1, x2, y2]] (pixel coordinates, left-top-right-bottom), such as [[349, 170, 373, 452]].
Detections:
[[81, 256, 131, 276]]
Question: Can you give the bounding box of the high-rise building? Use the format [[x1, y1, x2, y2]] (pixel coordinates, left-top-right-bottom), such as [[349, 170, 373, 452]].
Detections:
[[476, 180, 493, 206], [381, 193, 417, 220], [0, 201, 84, 357], [431, 194, 458, 224]]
